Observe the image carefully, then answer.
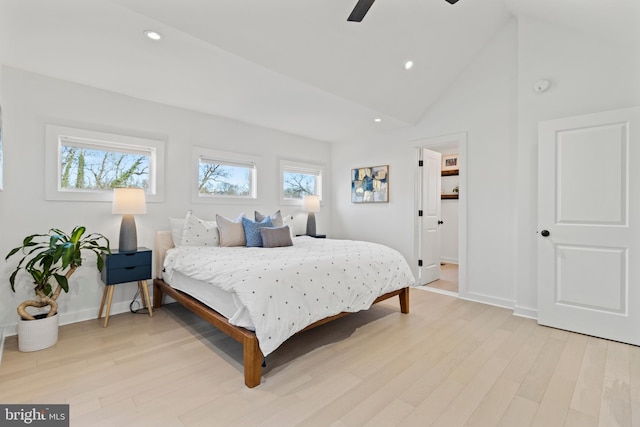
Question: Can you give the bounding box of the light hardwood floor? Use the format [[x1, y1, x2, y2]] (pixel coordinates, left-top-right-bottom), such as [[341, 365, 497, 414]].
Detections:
[[427, 263, 458, 293], [1, 289, 639, 426]]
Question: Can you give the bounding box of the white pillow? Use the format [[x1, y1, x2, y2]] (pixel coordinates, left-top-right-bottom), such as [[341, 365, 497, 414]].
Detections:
[[216, 213, 246, 247], [255, 210, 284, 227], [282, 214, 296, 239], [181, 212, 219, 247], [169, 217, 186, 246]]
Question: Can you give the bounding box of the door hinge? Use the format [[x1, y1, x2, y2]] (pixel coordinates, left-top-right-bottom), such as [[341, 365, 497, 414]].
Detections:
[[418, 260, 423, 267], [418, 210, 423, 217], [418, 160, 423, 167]]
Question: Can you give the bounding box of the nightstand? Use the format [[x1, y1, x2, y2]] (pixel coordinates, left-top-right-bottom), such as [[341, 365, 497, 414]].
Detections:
[[99, 247, 153, 327]]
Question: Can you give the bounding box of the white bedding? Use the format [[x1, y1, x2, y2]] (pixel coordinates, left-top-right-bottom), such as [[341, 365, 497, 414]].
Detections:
[[163, 236, 416, 356]]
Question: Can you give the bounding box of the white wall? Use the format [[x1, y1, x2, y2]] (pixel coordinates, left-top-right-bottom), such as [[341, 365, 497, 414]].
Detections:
[[440, 200, 459, 264], [2, 13, 637, 334], [333, 15, 640, 316], [0, 67, 331, 333], [332, 20, 519, 308], [514, 16, 640, 316]]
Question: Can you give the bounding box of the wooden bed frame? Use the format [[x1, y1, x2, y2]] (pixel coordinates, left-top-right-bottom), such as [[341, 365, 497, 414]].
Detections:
[[153, 278, 409, 388]]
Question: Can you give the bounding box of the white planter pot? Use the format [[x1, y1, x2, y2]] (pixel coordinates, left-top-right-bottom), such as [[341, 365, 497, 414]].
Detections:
[[17, 313, 59, 352]]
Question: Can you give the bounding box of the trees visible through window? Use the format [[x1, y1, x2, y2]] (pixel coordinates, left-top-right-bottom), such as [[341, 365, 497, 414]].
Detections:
[[45, 125, 165, 202], [198, 160, 253, 197], [60, 144, 149, 190], [280, 160, 324, 205], [193, 147, 258, 202], [283, 171, 316, 199]]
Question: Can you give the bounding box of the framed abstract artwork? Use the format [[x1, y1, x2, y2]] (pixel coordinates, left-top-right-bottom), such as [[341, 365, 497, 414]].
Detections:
[[351, 165, 388, 203]]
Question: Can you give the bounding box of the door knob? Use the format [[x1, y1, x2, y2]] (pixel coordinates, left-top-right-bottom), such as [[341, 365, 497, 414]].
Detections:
[[540, 230, 550, 237], [438, 220, 444, 225]]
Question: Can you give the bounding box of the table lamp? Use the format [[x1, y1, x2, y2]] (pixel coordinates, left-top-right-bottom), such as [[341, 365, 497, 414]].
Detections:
[[302, 195, 320, 237], [112, 188, 146, 252]]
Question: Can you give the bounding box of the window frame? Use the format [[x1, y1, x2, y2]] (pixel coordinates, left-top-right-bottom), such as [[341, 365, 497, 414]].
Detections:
[[192, 147, 260, 204], [45, 125, 165, 202], [279, 159, 325, 206]]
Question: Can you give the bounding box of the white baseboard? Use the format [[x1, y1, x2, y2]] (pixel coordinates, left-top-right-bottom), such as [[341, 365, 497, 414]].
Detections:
[[59, 301, 135, 326], [2, 300, 141, 338], [513, 305, 538, 320], [418, 286, 534, 321], [458, 292, 538, 320], [459, 291, 515, 311]]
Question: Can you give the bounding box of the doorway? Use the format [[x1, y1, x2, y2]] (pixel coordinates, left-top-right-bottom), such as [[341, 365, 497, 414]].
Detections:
[[414, 132, 467, 297], [538, 106, 640, 345], [429, 263, 459, 293]]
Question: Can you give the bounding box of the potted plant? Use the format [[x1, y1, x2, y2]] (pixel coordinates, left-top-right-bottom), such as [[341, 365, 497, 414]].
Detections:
[[5, 226, 110, 351]]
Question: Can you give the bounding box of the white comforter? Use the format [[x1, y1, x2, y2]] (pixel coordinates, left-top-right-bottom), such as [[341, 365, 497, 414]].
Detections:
[[163, 237, 416, 356]]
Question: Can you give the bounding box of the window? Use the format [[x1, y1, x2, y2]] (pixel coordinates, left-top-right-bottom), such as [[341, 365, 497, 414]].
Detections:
[[45, 125, 165, 202], [60, 140, 150, 191], [192, 147, 258, 203], [198, 159, 255, 197], [280, 160, 324, 205]]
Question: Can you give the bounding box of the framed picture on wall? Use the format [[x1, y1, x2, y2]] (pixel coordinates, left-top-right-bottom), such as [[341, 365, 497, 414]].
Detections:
[[351, 165, 388, 203], [442, 154, 459, 172]]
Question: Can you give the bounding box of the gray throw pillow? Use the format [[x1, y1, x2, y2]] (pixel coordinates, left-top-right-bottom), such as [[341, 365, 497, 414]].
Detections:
[[260, 226, 294, 248]]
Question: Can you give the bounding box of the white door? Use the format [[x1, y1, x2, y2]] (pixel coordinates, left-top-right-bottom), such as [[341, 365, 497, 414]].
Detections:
[[420, 149, 442, 284], [538, 106, 640, 345]]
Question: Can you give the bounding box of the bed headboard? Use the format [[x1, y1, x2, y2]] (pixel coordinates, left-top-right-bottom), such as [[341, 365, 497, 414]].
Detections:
[[154, 230, 175, 279]]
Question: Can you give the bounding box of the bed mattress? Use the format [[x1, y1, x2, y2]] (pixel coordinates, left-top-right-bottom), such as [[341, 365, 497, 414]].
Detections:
[[163, 269, 255, 330]]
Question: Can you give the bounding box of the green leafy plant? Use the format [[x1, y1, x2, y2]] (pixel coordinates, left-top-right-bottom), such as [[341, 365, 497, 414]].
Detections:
[[6, 226, 110, 320]]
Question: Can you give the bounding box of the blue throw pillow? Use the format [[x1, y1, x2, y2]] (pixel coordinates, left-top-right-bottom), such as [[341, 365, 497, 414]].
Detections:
[[242, 216, 273, 247]]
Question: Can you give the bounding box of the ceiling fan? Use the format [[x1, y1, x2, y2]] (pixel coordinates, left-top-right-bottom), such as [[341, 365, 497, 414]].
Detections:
[[348, 0, 460, 22]]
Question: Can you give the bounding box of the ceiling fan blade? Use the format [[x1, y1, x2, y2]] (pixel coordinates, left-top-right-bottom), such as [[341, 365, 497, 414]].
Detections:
[[445, 0, 460, 4], [347, 0, 376, 22]]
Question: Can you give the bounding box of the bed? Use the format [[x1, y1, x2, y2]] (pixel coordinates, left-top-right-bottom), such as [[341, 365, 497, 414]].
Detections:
[[153, 225, 416, 388]]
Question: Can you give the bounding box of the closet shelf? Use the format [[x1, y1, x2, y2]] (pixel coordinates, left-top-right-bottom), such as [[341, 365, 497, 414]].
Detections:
[[441, 170, 459, 176], [441, 194, 459, 200]]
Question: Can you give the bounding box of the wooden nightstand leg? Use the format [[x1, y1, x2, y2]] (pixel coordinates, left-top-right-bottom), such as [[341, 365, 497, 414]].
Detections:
[[139, 280, 153, 318], [103, 285, 115, 328], [98, 286, 108, 319]]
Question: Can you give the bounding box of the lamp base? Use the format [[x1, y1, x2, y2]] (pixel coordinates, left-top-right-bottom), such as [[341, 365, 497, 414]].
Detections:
[[306, 212, 317, 237], [119, 214, 138, 252]]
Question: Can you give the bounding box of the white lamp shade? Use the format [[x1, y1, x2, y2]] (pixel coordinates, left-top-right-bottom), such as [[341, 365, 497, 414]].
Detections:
[[112, 188, 147, 215], [302, 195, 320, 213]]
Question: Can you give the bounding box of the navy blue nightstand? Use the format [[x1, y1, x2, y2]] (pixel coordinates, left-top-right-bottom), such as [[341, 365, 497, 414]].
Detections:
[[99, 247, 153, 327]]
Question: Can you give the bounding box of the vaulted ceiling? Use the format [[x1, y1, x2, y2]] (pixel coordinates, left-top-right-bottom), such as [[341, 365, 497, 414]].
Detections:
[[0, 0, 638, 142]]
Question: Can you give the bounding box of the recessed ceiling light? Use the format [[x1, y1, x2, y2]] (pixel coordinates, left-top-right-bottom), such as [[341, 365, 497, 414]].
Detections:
[[374, 118, 383, 123], [144, 30, 162, 41], [404, 60, 414, 70]]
